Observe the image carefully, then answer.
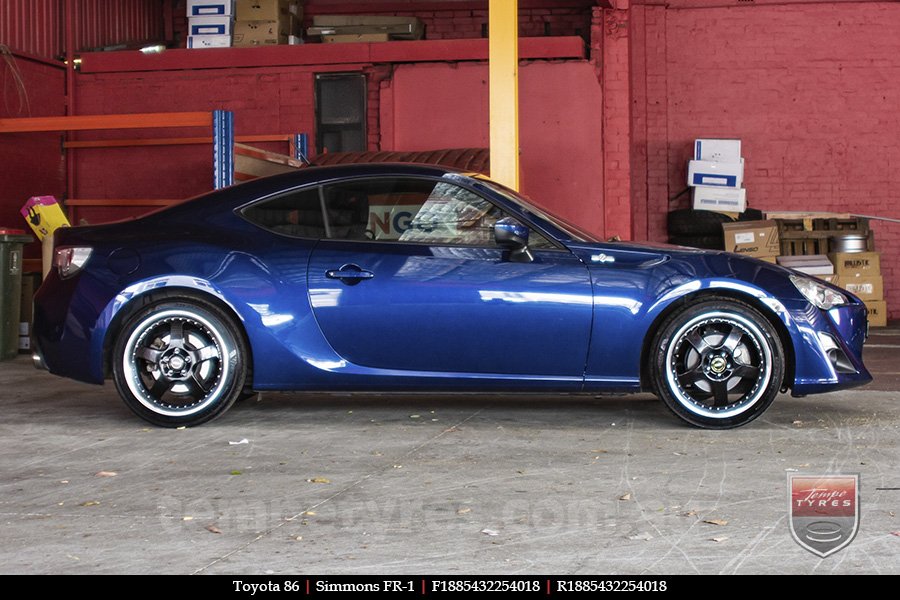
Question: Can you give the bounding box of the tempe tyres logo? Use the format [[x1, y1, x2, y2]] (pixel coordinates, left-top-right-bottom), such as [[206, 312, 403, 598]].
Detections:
[[788, 474, 859, 557]]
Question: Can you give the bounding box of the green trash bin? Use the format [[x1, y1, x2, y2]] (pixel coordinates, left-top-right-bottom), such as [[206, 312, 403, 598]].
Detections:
[[0, 228, 34, 361]]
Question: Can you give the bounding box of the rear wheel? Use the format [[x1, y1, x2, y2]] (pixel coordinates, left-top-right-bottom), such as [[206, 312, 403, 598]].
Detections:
[[651, 299, 784, 429], [112, 299, 248, 427]]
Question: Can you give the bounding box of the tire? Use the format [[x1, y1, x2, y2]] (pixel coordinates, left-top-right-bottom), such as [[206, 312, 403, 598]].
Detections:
[[668, 209, 736, 236], [739, 208, 764, 222], [668, 235, 724, 250], [650, 298, 784, 429], [112, 299, 248, 427]]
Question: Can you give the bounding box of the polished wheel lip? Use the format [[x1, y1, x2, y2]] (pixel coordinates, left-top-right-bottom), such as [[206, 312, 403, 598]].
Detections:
[[121, 308, 232, 417], [664, 311, 773, 420]]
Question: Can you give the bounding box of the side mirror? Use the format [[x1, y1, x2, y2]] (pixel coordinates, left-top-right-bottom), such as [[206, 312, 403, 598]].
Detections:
[[494, 217, 534, 263]]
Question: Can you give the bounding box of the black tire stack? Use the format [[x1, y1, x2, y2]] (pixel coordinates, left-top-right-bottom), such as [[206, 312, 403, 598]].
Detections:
[[667, 208, 763, 249]]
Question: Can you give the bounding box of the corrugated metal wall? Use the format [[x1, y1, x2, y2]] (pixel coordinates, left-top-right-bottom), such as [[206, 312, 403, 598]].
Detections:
[[0, 0, 63, 59], [75, 0, 164, 52], [0, 0, 164, 59]]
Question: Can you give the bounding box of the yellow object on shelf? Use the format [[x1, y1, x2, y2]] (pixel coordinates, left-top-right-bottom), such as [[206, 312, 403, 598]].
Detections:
[[20, 196, 70, 241]]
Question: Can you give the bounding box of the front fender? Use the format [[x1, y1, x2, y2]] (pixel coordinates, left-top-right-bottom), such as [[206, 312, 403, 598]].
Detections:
[[584, 272, 801, 386]]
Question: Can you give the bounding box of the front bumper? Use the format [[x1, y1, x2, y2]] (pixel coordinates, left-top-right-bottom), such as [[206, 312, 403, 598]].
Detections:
[[788, 299, 872, 395]]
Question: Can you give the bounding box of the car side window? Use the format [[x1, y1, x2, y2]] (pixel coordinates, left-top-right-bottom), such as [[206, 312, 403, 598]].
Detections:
[[241, 186, 328, 239], [242, 176, 555, 249]]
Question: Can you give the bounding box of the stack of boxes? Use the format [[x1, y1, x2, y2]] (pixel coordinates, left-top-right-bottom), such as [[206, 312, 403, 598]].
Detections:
[[687, 139, 747, 216], [187, 1, 234, 49], [828, 251, 885, 326], [233, 0, 303, 47]]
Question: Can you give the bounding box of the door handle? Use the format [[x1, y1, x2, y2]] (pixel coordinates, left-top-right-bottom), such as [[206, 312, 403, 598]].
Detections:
[[325, 264, 375, 285]]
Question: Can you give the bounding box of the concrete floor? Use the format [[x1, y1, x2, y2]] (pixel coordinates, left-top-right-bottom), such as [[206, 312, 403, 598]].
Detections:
[[2, 329, 899, 575]]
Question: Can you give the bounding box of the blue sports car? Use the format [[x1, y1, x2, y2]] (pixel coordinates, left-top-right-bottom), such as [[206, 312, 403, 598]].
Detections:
[[33, 163, 871, 428]]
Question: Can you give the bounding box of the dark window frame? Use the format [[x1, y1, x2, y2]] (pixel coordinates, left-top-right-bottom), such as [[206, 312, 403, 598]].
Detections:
[[315, 73, 367, 154], [239, 176, 564, 251]]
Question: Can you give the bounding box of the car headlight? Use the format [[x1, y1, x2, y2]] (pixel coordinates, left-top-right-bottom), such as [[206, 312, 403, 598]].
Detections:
[[789, 274, 848, 310]]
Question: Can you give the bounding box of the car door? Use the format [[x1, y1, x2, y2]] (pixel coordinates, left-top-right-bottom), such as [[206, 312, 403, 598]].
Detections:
[[306, 175, 593, 378]]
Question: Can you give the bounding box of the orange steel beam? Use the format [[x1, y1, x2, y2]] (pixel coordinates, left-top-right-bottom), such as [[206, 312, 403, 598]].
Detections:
[[0, 112, 213, 133], [63, 134, 293, 149]]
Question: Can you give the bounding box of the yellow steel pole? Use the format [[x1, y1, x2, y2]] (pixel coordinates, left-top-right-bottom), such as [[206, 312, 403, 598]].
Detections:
[[489, 0, 519, 190]]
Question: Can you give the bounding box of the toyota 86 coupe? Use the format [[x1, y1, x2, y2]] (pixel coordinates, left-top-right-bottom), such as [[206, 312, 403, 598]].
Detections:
[[32, 163, 871, 428]]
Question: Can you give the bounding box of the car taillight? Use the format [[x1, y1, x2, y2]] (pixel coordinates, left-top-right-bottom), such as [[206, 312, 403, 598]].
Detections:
[[53, 247, 92, 279]]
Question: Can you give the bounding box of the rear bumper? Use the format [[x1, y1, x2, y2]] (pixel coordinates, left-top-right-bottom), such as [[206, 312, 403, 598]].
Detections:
[[32, 343, 47, 371], [32, 269, 112, 384]]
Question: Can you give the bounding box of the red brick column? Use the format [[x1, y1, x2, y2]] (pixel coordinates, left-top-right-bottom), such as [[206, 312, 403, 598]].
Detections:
[[593, 4, 633, 240]]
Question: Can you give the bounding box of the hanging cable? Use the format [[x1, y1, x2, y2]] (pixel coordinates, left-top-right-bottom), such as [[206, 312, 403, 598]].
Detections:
[[0, 43, 32, 117]]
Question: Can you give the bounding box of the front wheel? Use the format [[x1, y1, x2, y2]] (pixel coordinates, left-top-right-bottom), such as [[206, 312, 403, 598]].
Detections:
[[651, 299, 785, 429], [112, 299, 248, 427]]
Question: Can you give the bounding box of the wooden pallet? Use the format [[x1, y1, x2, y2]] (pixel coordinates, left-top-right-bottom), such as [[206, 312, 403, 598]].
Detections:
[[776, 217, 873, 256]]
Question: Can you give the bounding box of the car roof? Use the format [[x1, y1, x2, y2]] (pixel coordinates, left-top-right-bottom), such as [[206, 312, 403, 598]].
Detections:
[[181, 162, 470, 214]]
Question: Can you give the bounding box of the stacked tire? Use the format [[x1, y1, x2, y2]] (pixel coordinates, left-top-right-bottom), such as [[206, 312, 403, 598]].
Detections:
[[667, 208, 763, 250]]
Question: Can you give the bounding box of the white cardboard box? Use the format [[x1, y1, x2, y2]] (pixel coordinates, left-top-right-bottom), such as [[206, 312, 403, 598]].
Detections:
[[692, 186, 746, 213], [187, 1, 234, 16], [188, 34, 232, 48], [688, 159, 744, 188], [694, 138, 742, 163], [776, 254, 834, 276], [189, 15, 233, 36]]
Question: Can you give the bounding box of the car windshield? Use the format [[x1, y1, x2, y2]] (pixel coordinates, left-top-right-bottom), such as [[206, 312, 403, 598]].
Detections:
[[472, 176, 600, 243]]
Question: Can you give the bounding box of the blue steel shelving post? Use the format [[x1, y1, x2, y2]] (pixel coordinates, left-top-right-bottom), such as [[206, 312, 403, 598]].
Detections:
[[291, 133, 309, 164], [213, 110, 234, 189]]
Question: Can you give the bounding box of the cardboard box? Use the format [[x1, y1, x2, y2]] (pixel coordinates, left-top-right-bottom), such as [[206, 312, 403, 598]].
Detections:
[[189, 15, 233, 35], [692, 186, 746, 214], [722, 220, 779, 258], [20, 196, 70, 241], [865, 299, 887, 327], [233, 16, 296, 46], [833, 275, 883, 301], [694, 138, 742, 163], [188, 34, 232, 48], [311, 15, 425, 40], [776, 254, 834, 276], [236, 0, 300, 21], [323, 33, 391, 43], [688, 159, 744, 188], [187, 0, 234, 16], [828, 251, 880, 276]]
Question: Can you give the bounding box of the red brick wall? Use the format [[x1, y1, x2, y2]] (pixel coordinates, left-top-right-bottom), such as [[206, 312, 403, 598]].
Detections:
[[630, 1, 900, 315], [380, 60, 606, 236], [71, 65, 322, 223], [594, 5, 632, 240]]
